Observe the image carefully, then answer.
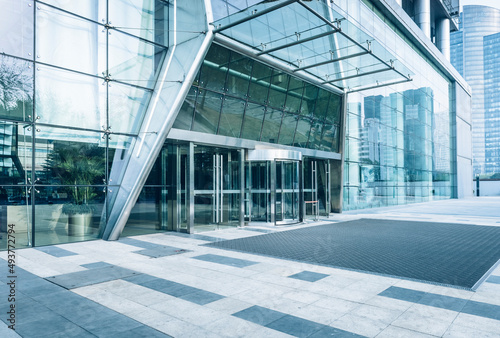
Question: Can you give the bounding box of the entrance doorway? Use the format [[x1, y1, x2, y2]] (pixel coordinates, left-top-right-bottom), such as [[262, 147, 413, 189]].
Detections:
[[193, 146, 240, 232], [304, 158, 331, 219], [275, 160, 300, 224]]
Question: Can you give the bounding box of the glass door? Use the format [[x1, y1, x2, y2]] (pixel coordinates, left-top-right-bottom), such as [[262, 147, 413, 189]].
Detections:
[[275, 160, 300, 224], [304, 158, 331, 219], [193, 146, 240, 232], [245, 161, 270, 223]]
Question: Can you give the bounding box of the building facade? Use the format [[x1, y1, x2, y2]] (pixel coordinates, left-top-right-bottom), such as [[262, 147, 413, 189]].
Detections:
[[450, 5, 500, 177], [0, 0, 471, 249]]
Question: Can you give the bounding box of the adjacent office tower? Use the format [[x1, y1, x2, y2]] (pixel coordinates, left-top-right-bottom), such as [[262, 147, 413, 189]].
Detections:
[[451, 5, 500, 176]]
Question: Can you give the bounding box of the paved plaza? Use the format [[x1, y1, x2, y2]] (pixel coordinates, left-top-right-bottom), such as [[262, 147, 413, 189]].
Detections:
[[1, 197, 500, 337]]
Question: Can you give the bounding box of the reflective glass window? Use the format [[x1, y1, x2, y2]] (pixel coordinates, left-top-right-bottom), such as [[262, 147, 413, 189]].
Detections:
[[173, 86, 197, 130], [226, 53, 253, 99], [0, 56, 33, 122], [0, 121, 32, 185], [0, 0, 34, 59], [108, 30, 165, 89], [278, 113, 298, 146], [240, 103, 265, 141], [248, 61, 271, 104], [218, 96, 245, 138], [108, 82, 151, 134], [192, 90, 223, 134], [35, 127, 105, 185], [199, 45, 230, 93], [267, 71, 289, 109], [285, 78, 303, 113], [35, 65, 104, 131], [294, 116, 312, 148], [260, 108, 283, 144], [36, 4, 106, 76], [109, 0, 168, 46], [41, 0, 105, 22]]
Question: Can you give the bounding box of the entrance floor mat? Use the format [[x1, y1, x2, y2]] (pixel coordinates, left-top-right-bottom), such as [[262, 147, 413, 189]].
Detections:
[[206, 219, 500, 289]]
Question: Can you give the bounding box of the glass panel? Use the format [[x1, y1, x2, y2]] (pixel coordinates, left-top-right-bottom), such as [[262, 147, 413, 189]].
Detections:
[[226, 52, 253, 99], [34, 187, 104, 246], [260, 108, 283, 144], [108, 82, 151, 134], [36, 3, 105, 76], [0, 122, 32, 185], [35, 65, 104, 130], [240, 102, 265, 141], [0, 186, 32, 249], [284, 77, 303, 113], [192, 90, 223, 134], [199, 45, 230, 93], [173, 86, 197, 130], [294, 116, 312, 148], [35, 127, 105, 185], [122, 186, 167, 237], [307, 120, 324, 149], [109, 0, 169, 46], [326, 94, 342, 124], [108, 29, 165, 89], [300, 84, 319, 116], [278, 113, 298, 146], [248, 61, 271, 104], [107, 134, 136, 186], [218, 96, 245, 138], [0, 55, 33, 122], [320, 124, 339, 152], [41, 0, 105, 22], [267, 71, 289, 109], [0, 0, 34, 59]]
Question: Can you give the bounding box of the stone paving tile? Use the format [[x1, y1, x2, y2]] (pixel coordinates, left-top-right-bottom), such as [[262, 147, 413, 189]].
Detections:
[[376, 325, 437, 338], [486, 275, 500, 284], [192, 254, 258, 268], [288, 270, 329, 282], [204, 297, 253, 314], [45, 265, 140, 289], [308, 325, 365, 338], [331, 312, 389, 337], [81, 262, 113, 269], [443, 323, 500, 338], [35, 246, 78, 257], [233, 305, 287, 326]]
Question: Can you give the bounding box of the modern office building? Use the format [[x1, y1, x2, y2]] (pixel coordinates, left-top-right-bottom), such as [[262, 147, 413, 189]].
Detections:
[[450, 5, 500, 177], [0, 0, 471, 250]]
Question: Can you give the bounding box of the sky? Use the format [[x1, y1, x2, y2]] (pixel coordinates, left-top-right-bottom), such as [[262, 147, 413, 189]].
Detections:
[[460, 0, 500, 11]]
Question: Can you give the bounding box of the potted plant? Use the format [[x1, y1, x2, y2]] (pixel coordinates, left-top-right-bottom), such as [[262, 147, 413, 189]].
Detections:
[[45, 143, 105, 236]]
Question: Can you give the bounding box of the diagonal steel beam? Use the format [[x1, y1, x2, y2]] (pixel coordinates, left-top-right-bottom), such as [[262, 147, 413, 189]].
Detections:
[[293, 50, 370, 72], [213, 0, 298, 33], [322, 67, 392, 84], [257, 28, 339, 56]]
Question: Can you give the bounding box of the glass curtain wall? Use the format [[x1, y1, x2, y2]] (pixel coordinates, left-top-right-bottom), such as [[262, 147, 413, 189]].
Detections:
[[0, 0, 168, 249], [339, 0, 455, 210], [173, 44, 342, 153]]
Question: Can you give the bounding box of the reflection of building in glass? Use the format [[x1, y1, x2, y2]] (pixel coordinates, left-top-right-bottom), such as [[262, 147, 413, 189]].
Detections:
[[450, 5, 500, 176], [0, 0, 471, 249]]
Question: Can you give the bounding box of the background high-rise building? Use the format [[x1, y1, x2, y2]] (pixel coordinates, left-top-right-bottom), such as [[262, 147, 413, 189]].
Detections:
[[450, 5, 500, 177]]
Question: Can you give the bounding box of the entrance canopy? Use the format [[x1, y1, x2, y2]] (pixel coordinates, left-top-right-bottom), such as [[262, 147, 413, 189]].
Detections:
[[213, 0, 413, 93]]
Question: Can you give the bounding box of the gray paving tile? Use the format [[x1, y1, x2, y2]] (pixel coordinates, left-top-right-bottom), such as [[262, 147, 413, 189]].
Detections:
[[164, 232, 225, 242], [240, 227, 276, 233], [141, 278, 195, 297], [16, 315, 80, 337], [135, 246, 190, 258], [418, 293, 468, 312], [86, 315, 143, 337], [107, 325, 172, 337], [45, 265, 140, 289], [379, 286, 426, 303], [122, 273, 159, 285], [178, 289, 225, 305], [232, 305, 287, 326], [486, 275, 500, 284], [192, 254, 258, 268], [81, 262, 113, 269], [119, 238, 161, 249], [288, 271, 329, 282], [17, 277, 64, 297], [308, 325, 366, 337], [40, 325, 96, 338], [462, 300, 500, 320], [35, 246, 78, 257], [265, 314, 326, 337]]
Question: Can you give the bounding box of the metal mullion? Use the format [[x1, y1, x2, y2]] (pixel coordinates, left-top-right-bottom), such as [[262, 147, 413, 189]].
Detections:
[[31, 1, 37, 247], [257, 29, 339, 56], [294, 51, 370, 72], [213, 0, 298, 33], [36, 0, 105, 27], [323, 67, 392, 84]]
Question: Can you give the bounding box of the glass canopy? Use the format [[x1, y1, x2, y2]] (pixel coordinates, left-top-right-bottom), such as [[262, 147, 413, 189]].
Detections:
[[213, 0, 413, 92]]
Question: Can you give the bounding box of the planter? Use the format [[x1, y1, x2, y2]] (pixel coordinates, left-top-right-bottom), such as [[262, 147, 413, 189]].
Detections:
[[67, 212, 93, 236]]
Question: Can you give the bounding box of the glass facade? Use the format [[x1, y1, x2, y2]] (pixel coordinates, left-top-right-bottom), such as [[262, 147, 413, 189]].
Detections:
[[0, 0, 168, 248], [450, 5, 500, 177], [173, 44, 342, 153], [337, 0, 455, 210], [483, 32, 500, 175]]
